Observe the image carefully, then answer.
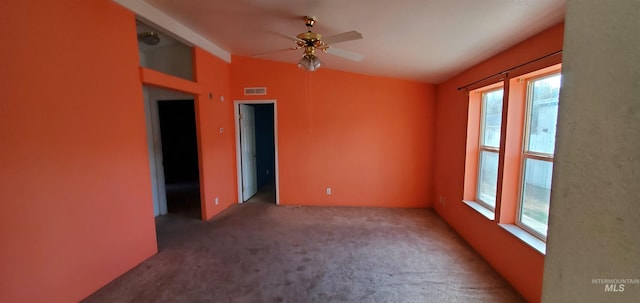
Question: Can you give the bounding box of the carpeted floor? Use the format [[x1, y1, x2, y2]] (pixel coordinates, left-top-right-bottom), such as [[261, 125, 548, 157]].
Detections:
[[83, 187, 524, 303]]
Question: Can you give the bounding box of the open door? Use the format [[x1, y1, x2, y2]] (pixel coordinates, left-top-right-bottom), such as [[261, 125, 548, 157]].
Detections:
[[240, 104, 258, 201]]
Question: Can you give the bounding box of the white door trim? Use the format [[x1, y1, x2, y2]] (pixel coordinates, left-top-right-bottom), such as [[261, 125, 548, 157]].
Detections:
[[144, 89, 168, 216], [148, 98, 168, 216], [234, 100, 279, 205]]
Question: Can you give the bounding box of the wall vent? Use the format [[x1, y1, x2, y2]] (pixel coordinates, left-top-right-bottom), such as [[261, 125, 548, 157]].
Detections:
[[244, 87, 267, 96]]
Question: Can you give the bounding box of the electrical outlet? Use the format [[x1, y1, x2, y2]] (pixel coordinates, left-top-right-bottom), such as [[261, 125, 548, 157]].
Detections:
[[326, 187, 332, 195], [215, 197, 219, 205], [266, 169, 269, 175]]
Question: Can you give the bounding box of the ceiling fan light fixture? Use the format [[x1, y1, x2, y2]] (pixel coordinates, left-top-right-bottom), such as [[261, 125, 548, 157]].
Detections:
[[258, 16, 363, 70], [298, 54, 322, 71]]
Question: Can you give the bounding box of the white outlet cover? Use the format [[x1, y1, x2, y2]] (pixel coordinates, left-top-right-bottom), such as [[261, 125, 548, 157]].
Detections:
[[326, 188, 332, 195]]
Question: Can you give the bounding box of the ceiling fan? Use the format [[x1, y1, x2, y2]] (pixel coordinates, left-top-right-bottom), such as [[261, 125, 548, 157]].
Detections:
[[258, 16, 364, 71]]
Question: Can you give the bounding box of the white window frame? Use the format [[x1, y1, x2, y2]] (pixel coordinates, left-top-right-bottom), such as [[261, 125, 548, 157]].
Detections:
[[516, 72, 560, 241], [476, 87, 503, 211]]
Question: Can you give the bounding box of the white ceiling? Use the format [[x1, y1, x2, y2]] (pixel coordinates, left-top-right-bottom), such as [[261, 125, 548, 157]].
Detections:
[[136, 0, 565, 83]]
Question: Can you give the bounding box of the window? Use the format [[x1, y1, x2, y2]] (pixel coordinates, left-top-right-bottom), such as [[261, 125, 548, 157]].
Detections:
[[477, 89, 503, 209], [463, 63, 562, 248], [518, 73, 561, 239]]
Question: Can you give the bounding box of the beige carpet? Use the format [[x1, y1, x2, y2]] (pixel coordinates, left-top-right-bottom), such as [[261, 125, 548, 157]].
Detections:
[[83, 188, 524, 302]]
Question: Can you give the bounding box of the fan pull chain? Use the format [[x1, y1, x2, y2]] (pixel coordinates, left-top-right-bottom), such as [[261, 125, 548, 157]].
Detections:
[[305, 70, 313, 134]]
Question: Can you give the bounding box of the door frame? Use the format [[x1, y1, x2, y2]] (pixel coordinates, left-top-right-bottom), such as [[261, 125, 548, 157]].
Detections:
[[234, 100, 280, 205], [144, 86, 202, 218], [145, 95, 168, 216]]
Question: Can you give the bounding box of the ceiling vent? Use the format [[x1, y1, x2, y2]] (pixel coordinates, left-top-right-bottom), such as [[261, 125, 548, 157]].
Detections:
[[244, 87, 267, 96]]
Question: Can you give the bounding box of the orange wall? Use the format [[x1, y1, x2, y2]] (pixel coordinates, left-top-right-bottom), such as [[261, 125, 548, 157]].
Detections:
[[0, 1, 157, 302], [231, 56, 436, 207], [192, 48, 237, 219], [433, 23, 564, 302]]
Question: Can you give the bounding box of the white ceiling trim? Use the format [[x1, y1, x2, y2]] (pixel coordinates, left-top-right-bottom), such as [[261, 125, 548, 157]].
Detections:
[[113, 0, 231, 62]]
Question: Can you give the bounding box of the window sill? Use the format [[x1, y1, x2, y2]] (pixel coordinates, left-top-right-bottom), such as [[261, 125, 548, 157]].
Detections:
[[462, 200, 495, 220], [498, 224, 546, 255], [462, 200, 546, 255]]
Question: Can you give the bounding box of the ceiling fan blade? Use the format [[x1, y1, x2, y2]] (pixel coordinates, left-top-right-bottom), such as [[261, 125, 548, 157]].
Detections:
[[322, 31, 363, 45], [252, 47, 299, 57], [325, 47, 365, 61], [268, 30, 305, 44]]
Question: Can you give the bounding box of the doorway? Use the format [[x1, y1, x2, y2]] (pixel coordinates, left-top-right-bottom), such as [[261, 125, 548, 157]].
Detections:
[[158, 100, 201, 219], [234, 100, 279, 204], [144, 86, 203, 220]]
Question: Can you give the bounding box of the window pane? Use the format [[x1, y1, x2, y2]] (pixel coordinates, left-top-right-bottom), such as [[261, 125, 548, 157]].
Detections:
[[527, 74, 561, 154], [481, 89, 504, 148], [478, 151, 499, 208], [520, 158, 553, 237]]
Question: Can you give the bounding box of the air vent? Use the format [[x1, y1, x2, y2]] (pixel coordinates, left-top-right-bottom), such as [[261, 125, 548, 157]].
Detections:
[[244, 87, 267, 96]]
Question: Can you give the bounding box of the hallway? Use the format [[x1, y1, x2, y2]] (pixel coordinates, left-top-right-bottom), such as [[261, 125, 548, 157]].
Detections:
[[246, 182, 276, 204]]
